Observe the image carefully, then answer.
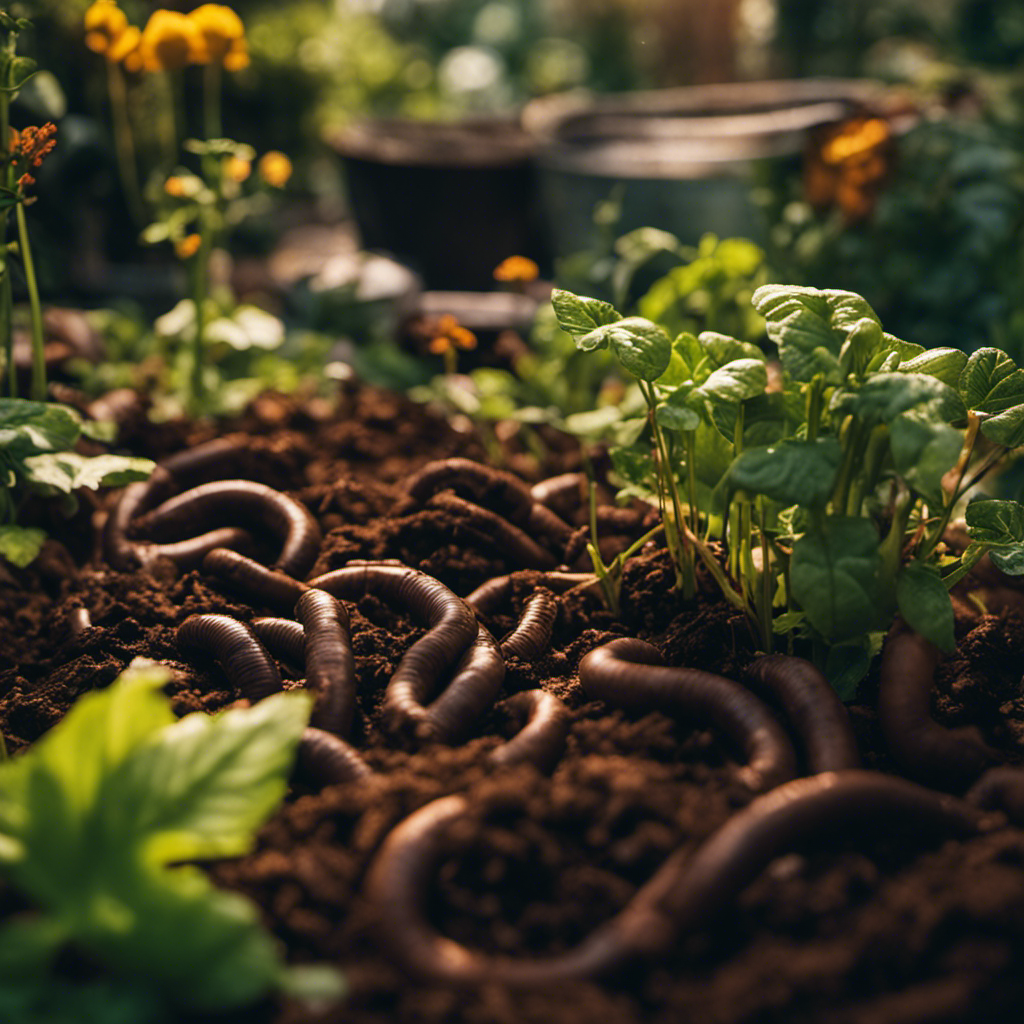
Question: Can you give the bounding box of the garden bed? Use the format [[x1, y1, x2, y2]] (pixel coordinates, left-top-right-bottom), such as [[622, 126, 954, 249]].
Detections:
[[3, 381, 1024, 1024]]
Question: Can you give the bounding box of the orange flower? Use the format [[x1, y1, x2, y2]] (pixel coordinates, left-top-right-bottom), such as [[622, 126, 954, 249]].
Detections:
[[224, 155, 251, 182], [257, 150, 292, 188], [107, 24, 142, 68], [175, 233, 202, 259], [188, 4, 248, 69], [493, 255, 540, 283], [803, 116, 893, 224], [84, 0, 129, 56], [8, 123, 58, 193], [139, 10, 198, 72], [164, 174, 201, 198], [428, 314, 477, 355]]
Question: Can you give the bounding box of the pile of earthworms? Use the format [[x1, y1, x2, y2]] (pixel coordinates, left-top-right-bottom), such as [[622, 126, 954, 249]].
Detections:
[[65, 441, 1024, 987]]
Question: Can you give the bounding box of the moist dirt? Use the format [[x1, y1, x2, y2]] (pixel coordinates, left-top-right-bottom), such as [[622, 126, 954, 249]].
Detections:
[[3, 383, 1024, 1024]]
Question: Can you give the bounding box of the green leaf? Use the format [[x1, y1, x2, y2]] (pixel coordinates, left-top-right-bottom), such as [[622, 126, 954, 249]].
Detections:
[[657, 331, 704, 386], [824, 635, 882, 700], [896, 561, 955, 654], [698, 332, 766, 369], [791, 517, 884, 641], [0, 661, 315, 1011], [0, 525, 45, 568], [727, 437, 842, 507], [656, 403, 701, 432], [695, 358, 767, 404], [965, 499, 1024, 574], [980, 403, 1024, 448], [839, 317, 885, 378], [958, 347, 1024, 413], [889, 412, 963, 506], [752, 284, 880, 383], [22, 453, 155, 494], [550, 289, 621, 339], [0, 400, 81, 460], [831, 373, 964, 427], [899, 348, 969, 389], [578, 317, 672, 381]]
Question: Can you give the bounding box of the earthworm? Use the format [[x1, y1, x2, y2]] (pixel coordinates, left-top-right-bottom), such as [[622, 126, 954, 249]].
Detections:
[[159, 438, 247, 481], [364, 770, 997, 987], [250, 616, 306, 664], [297, 726, 375, 786], [579, 638, 797, 791], [966, 767, 1024, 825], [309, 563, 483, 742], [67, 606, 92, 637], [499, 590, 558, 660], [202, 547, 309, 613], [141, 479, 321, 578], [295, 589, 357, 737], [878, 626, 995, 787], [530, 473, 587, 516], [425, 492, 558, 570], [465, 571, 597, 616], [176, 614, 283, 702], [745, 654, 861, 773], [488, 690, 570, 773]]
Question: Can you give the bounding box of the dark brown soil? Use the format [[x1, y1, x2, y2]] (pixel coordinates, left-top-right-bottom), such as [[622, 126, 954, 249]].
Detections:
[[3, 382, 1024, 1024]]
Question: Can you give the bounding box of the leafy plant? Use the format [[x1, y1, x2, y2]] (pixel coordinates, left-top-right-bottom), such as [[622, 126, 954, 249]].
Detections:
[[555, 280, 1024, 694], [0, 660, 341, 1019], [0, 398, 153, 568]]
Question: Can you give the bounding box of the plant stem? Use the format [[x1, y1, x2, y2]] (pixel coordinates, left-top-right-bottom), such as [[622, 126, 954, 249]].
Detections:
[[203, 62, 222, 141], [918, 416, 982, 560], [106, 59, 145, 227], [941, 543, 986, 589], [806, 373, 824, 441], [190, 216, 213, 410], [758, 498, 773, 653], [0, 54, 12, 397], [159, 71, 178, 166], [879, 486, 915, 584], [684, 428, 699, 534], [15, 201, 45, 401]]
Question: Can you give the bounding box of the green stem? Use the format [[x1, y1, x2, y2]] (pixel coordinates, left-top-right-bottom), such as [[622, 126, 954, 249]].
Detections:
[[106, 60, 145, 227], [847, 423, 889, 517], [159, 71, 178, 166], [684, 428, 699, 535], [941, 543, 986, 590], [758, 498, 773, 653], [918, 415, 982, 560], [203, 61, 222, 141], [190, 218, 214, 410], [806, 373, 824, 441], [831, 415, 860, 514], [15, 201, 45, 402], [879, 487, 915, 584]]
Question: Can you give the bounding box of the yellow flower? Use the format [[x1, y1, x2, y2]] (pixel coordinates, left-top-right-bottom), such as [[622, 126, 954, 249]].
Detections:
[[164, 175, 188, 197], [175, 233, 202, 259], [139, 10, 199, 72], [428, 314, 477, 355], [84, 0, 129, 56], [224, 156, 251, 182], [106, 24, 141, 66], [258, 151, 292, 188], [188, 4, 246, 65], [493, 255, 540, 283]]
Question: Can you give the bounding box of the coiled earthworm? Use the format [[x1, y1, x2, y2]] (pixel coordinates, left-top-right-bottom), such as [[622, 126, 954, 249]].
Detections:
[[295, 589, 357, 737], [141, 479, 322, 578], [488, 690, 570, 773], [878, 626, 995, 788], [67, 606, 92, 637], [309, 563, 486, 742], [966, 767, 1024, 825], [158, 438, 248, 481], [579, 638, 797, 792], [403, 457, 573, 551], [176, 614, 283, 702], [202, 547, 309, 614], [297, 726, 375, 786], [250, 617, 306, 664], [363, 770, 997, 987], [425, 492, 558, 570], [529, 472, 587, 517], [465, 571, 597, 617], [499, 590, 558, 661], [745, 654, 860, 773]]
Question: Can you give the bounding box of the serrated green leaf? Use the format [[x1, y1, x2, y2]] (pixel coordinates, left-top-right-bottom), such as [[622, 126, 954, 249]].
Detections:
[[899, 348, 969, 389], [889, 412, 962, 506], [965, 499, 1024, 574], [980, 403, 1024, 448], [727, 437, 842, 507], [0, 400, 81, 459], [791, 517, 884, 641], [831, 373, 964, 426], [958, 347, 1024, 413], [551, 289, 621, 339], [896, 561, 956, 653], [22, 453, 154, 494], [0, 525, 45, 568], [579, 317, 672, 381]]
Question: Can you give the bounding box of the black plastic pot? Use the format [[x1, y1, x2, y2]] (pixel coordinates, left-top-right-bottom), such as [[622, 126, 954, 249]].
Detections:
[[328, 118, 547, 291]]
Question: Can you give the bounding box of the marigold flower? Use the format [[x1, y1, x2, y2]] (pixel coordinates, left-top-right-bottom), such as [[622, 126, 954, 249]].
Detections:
[[222, 36, 250, 71], [175, 233, 202, 259], [139, 10, 198, 72], [188, 4, 246, 66], [429, 314, 477, 355], [224, 155, 251, 182], [8, 123, 58, 193], [84, 0, 128, 56], [107, 24, 141, 66], [493, 255, 540, 283], [258, 151, 292, 188], [803, 116, 892, 224], [164, 173, 202, 198]]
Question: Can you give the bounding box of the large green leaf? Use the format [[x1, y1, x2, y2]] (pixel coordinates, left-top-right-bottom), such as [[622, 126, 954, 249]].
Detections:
[[22, 453, 155, 494], [727, 437, 842, 507], [695, 358, 767, 405], [550, 289, 621, 339], [698, 332, 765, 369], [896, 561, 956, 653], [889, 412, 963, 506], [578, 317, 672, 381], [0, 525, 45, 568], [958, 347, 1024, 413], [831, 373, 964, 426], [899, 348, 969, 389], [657, 331, 705, 386], [965, 499, 1024, 574], [791, 517, 884, 640], [980, 403, 1024, 448], [0, 401, 81, 460]]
